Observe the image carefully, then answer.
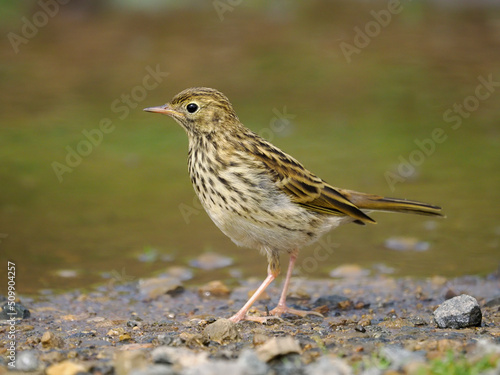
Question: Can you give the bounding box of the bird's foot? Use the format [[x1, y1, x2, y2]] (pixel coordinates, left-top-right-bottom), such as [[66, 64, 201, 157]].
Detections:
[[228, 313, 284, 324], [269, 304, 323, 318], [228, 305, 322, 323]]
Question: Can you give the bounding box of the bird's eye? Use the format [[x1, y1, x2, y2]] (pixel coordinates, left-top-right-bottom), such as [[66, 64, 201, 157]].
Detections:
[[186, 103, 199, 113]]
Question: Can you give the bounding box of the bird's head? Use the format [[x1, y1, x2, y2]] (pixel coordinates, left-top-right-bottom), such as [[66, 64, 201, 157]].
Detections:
[[144, 87, 240, 136]]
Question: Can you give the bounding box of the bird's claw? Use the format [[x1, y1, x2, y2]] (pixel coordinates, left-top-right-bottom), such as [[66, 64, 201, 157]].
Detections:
[[229, 305, 323, 324]]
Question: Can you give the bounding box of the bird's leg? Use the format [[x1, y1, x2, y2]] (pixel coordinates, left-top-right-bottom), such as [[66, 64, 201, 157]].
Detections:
[[269, 249, 323, 318], [228, 251, 281, 323]]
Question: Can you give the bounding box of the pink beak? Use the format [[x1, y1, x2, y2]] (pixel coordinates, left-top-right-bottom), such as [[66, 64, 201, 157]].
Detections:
[[143, 105, 180, 116]]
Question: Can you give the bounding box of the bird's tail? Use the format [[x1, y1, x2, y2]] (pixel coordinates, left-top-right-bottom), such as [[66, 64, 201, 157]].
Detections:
[[339, 189, 444, 218]]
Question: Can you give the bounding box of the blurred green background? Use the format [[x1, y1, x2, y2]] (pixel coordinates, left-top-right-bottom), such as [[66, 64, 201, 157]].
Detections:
[[1, 0, 499, 294]]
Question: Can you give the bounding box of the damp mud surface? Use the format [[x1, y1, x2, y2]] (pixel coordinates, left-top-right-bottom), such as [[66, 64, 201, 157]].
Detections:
[[1, 273, 499, 374]]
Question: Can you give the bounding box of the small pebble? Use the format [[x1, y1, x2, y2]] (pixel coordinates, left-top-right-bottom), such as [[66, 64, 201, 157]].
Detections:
[[203, 318, 240, 343], [119, 333, 132, 341], [107, 327, 126, 336], [0, 301, 30, 320], [355, 325, 366, 333], [41, 331, 65, 349]]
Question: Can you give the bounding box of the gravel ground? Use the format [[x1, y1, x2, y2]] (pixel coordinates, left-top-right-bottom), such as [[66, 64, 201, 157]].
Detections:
[[1, 271, 499, 374]]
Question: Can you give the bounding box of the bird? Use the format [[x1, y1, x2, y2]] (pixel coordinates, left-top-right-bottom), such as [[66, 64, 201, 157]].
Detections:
[[144, 87, 443, 323]]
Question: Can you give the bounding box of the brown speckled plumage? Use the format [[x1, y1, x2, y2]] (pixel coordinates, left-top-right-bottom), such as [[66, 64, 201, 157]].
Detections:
[[144, 87, 443, 323]]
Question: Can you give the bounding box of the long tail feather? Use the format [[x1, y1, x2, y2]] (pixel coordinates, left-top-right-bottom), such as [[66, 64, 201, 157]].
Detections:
[[339, 189, 444, 217]]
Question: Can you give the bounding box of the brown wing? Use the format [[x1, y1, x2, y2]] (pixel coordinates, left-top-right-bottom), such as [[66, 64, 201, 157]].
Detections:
[[246, 136, 376, 224]]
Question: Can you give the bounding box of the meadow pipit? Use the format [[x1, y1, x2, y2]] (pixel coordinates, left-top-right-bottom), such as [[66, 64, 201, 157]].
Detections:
[[144, 87, 443, 323]]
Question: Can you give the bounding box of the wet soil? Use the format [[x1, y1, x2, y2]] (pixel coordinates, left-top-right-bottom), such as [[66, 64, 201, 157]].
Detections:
[[1, 273, 499, 374]]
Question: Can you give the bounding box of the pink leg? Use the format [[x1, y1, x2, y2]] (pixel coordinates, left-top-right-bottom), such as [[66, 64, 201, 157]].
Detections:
[[269, 251, 323, 318], [228, 269, 277, 323]]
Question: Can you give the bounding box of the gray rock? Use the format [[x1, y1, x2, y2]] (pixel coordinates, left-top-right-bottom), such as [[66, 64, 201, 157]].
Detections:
[[15, 350, 40, 371], [433, 294, 482, 329]]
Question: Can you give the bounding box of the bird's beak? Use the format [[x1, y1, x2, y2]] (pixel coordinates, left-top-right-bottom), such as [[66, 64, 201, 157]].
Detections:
[[143, 105, 180, 116]]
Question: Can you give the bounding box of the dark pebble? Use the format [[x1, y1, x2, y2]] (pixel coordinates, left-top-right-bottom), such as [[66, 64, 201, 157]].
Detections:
[[355, 325, 366, 333], [0, 301, 30, 320]]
